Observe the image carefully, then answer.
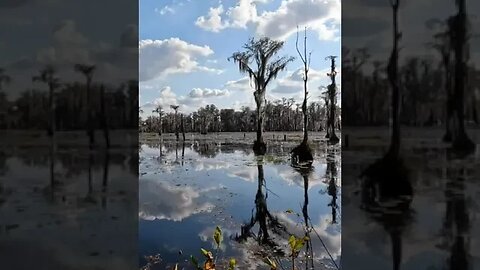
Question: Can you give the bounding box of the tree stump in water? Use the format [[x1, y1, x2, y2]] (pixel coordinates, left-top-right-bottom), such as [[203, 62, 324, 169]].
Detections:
[[291, 142, 314, 164], [361, 155, 412, 201], [253, 141, 267, 155]]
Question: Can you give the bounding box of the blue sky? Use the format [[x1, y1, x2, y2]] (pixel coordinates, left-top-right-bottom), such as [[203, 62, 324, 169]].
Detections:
[[139, 0, 341, 117]]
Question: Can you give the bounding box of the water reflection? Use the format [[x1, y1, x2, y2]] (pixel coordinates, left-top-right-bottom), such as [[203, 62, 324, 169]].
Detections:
[[325, 147, 339, 225], [344, 140, 479, 270], [360, 156, 414, 270], [0, 146, 137, 269], [139, 137, 341, 269], [235, 157, 289, 254], [293, 164, 316, 269], [441, 153, 470, 270]]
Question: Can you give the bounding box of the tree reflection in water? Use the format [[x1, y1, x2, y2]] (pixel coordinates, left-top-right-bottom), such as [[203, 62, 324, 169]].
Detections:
[[293, 163, 315, 270], [324, 146, 339, 225], [235, 156, 289, 256], [440, 151, 471, 270], [101, 150, 110, 209], [360, 158, 414, 270], [0, 150, 8, 207]]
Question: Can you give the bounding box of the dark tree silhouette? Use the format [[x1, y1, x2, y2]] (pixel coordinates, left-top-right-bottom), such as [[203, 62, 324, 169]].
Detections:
[[326, 56, 339, 144], [74, 64, 96, 148], [450, 0, 475, 151], [229, 37, 294, 155], [101, 150, 110, 209], [440, 162, 470, 270], [235, 157, 289, 250], [360, 0, 407, 186], [180, 113, 185, 141], [429, 20, 454, 141], [99, 84, 110, 148], [296, 166, 315, 269], [325, 147, 339, 224], [170, 105, 179, 141], [153, 105, 163, 136], [361, 164, 413, 270], [386, 0, 402, 159], [140, 100, 329, 134], [32, 65, 60, 137], [321, 86, 331, 136], [291, 27, 315, 163]]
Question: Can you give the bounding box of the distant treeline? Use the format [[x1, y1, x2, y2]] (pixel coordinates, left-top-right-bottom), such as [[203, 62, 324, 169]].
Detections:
[[0, 80, 138, 130], [141, 99, 341, 134], [342, 46, 480, 127]]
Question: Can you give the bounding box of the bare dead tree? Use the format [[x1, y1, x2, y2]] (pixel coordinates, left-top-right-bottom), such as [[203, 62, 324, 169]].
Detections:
[[296, 26, 313, 145], [386, 0, 401, 159]]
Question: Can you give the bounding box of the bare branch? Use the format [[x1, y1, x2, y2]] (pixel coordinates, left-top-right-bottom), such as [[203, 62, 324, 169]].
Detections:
[[296, 26, 306, 64]]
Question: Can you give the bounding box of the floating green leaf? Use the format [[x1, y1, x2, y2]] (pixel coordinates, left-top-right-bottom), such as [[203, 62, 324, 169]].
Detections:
[[294, 237, 306, 252], [201, 248, 210, 258], [289, 235, 309, 256], [213, 226, 223, 247], [228, 258, 237, 270], [288, 235, 296, 251], [285, 209, 294, 214]]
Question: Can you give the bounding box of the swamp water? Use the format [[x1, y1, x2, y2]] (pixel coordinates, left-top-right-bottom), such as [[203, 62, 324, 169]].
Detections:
[[139, 133, 341, 270]]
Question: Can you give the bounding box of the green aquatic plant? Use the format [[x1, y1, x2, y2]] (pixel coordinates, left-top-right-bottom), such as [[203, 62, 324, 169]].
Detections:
[[190, 226, 237, 270], [289, 235, 309, 270]]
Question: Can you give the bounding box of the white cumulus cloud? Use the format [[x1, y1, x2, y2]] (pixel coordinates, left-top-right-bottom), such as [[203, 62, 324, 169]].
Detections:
[[139, 38, 220, 81]]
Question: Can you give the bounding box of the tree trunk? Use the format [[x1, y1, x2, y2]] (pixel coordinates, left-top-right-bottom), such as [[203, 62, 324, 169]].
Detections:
[[391, 231, 402, 270], [387, 3, 400, 159], [86, 78, 94, 148], [100, 85, 110, 149], [329, 91, 338, 142], [303, 78, 308, 144], [102, 150, 109, 209], [174, 112, 179, 141], [158, 113, 162, 136], [451, 0, 474, 151], [254, 89, 265, 144], [181, 114, 186, 141], [49, 84, 55, 138], [256, 107, 264, 144], [256, 163, 269, 242], [327, 57, 339, 143], [444, 53, 453, 142]]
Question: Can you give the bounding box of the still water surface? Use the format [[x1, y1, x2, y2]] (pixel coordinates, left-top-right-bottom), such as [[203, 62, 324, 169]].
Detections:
[[0, 146, 137, 270], [342, 130, 480, 270], [139, 137, 341, 270]]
